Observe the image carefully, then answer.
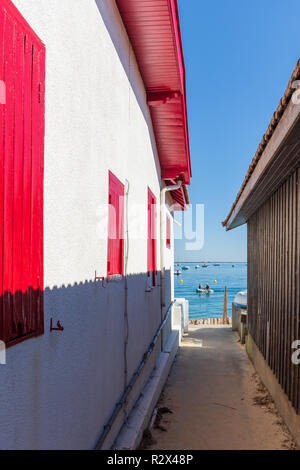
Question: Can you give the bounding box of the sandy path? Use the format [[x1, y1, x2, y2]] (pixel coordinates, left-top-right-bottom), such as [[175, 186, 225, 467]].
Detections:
[[142, 326, 296, 450]]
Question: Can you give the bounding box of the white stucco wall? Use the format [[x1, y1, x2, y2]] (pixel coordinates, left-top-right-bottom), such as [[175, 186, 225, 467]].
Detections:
[[0, 0, 175, 449]]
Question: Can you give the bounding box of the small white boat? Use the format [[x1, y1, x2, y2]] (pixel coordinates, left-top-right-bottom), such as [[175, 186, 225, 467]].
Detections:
[[196, 288, 214, 293], [234, 291, 247, 309], [195, 265, 200, 269]]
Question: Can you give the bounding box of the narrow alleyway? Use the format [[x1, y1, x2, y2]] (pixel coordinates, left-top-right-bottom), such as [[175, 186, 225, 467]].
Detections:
[[145, 326, 296, 450]]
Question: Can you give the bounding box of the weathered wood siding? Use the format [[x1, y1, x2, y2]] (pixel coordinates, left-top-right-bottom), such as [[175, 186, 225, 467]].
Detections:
[[248, 167, 300, 413]]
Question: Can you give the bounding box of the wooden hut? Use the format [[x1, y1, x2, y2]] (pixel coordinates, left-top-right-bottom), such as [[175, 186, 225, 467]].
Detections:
[[223, 60, 300, 446]]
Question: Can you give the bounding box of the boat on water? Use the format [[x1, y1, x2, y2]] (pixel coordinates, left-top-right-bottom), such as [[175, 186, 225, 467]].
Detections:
[[233, 290, 247, 309], [195, 265, 200, 269], [174, 270, 182, 275], [202, 264, 208, 268], [182, 266, 190, 270], [196, 288, 214, 293]]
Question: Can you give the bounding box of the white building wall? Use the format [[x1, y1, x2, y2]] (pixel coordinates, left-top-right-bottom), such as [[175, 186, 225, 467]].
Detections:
[[0, 0, 175, 449]]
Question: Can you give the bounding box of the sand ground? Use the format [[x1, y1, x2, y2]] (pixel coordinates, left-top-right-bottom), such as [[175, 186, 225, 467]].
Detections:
[[142, 325, 296, 450]]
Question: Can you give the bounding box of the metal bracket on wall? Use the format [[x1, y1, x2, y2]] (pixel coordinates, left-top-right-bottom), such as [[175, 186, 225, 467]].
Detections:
[[50, 318, 64, 332], [95, 271, 106, 288]]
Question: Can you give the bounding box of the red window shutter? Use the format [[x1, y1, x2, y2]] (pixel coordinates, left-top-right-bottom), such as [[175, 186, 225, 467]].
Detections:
[[107, 171, 124, 276], [166, 214, 171, 248], [0, 1, 45, 345], [147, 188, 157, 285]]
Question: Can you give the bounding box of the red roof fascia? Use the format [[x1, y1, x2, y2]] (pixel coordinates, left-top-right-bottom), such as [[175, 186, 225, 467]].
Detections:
[[116, 0, 191, 209]]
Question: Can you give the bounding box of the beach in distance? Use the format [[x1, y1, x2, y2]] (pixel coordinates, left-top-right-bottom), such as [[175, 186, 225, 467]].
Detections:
[[174, 262, 247, 320]]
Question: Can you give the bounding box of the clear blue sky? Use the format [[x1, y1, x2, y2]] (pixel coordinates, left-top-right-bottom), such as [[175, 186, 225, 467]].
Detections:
[[175, 0, 300, 262]]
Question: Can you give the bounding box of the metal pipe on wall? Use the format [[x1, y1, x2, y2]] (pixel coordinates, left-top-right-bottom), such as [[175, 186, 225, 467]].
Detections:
[[95, 182, 181, 450]]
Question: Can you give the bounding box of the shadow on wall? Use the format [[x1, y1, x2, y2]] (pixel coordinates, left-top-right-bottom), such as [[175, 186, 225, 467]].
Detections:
[[94, 0, 162, 180], [0, 287, 44, 346], [0, 269, 172, 450]]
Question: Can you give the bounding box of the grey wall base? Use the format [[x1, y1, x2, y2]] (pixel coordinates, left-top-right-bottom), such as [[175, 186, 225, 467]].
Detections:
[[246, 334, 300, 448]]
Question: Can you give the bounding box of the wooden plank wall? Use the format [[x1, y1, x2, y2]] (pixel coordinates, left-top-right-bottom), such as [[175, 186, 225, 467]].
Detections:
[[248, 167, 300, 413]]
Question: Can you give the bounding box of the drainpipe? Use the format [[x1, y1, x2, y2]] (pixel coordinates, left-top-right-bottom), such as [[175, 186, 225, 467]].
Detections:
[[123, 180, 130, 391], [160, 181, 182, 348]]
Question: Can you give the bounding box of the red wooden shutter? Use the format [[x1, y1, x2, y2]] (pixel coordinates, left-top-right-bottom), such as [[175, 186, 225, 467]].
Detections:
[[0, 0, 45, 345], [107, 171, 124, 276], [147, 188, 157, 285], [166, 214, 171, 248]]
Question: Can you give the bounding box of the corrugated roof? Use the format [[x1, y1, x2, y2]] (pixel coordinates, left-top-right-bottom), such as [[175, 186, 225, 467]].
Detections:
[[223, 59, 300, 227]]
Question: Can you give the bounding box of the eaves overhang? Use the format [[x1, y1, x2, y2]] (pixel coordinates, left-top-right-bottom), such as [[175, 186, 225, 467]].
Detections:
[[116, 0, 191, 209]]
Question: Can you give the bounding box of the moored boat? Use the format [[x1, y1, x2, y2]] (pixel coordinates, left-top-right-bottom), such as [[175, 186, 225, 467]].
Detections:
[[196, 288, 214, 293], [233, 290, 247, 309]]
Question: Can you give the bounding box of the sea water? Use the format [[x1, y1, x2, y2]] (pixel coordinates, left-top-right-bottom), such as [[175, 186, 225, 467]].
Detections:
[[174, 262, 247, 320]]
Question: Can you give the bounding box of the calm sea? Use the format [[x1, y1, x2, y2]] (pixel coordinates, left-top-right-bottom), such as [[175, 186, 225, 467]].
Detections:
[[174, 262, 247, 320]]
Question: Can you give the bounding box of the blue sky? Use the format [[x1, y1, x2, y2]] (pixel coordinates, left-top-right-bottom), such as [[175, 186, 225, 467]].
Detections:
[[175, 0, 300, 262]]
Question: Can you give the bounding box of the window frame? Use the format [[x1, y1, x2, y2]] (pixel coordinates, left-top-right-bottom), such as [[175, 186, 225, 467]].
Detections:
[[107, 171, 125, 278]]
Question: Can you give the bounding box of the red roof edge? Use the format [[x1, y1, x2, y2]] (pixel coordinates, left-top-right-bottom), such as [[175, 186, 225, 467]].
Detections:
[[116, 0, 192, 210]]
